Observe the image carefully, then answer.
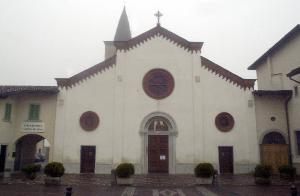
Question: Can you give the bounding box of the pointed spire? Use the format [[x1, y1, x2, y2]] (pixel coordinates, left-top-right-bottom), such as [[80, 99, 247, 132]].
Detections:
[[114, 7, 131, 41]]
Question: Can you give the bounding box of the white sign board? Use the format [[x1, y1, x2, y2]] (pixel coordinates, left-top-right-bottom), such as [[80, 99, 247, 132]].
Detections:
[[160, 155, 166, 160], [22, 122, 45, 133]]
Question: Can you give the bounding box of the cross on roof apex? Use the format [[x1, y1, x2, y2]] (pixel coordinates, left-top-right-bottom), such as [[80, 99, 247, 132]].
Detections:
[[154, 11, 163, 25]]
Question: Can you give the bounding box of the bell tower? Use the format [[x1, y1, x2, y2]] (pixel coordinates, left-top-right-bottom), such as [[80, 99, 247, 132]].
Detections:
[[104, 7, 131, 59]]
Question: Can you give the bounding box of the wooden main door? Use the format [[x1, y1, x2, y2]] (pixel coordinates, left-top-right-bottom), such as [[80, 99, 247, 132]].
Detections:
[[261, 131, 288, 173], [80, 146, 96, 173], [261, 144, 288, 173], [148, 135, 169, 173], [219, 146, 233, 174]]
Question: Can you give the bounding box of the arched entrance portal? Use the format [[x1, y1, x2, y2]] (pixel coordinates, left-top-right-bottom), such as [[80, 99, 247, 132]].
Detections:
[[140, 112, 177, 174], [14, 134, 50, 171], [260, 131, 288, 173]]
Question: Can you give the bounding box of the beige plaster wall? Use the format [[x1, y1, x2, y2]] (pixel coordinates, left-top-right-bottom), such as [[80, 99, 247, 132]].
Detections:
[[257, 35, 300, 91], [0, 94, 57, 170], [254, 96, 288, 142], [0, 97, 16, 170], [255, 33, 300, 166], [53, 65, 116, 173]]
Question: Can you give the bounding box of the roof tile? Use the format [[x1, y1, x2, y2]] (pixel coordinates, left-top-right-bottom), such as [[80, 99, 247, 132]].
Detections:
[[0, 86, 58, 98]]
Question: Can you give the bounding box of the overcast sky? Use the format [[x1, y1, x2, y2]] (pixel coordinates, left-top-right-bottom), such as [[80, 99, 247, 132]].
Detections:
[[0, 0, 299, 85]]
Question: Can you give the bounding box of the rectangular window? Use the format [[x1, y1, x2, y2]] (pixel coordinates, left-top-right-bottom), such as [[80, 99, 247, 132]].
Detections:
[[4, 103, 12, 121], [29, 104, 40, 121], [296, 131, 300, 155]]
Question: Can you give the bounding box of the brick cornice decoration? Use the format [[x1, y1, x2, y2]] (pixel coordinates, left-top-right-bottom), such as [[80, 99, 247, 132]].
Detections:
[[113, 24, 204, 52], [201, 56, 255, 90], [56, 55, 116, 88]]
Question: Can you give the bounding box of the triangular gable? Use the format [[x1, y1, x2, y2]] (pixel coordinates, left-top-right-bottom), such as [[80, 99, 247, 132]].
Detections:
[[55, 26, 253, 90], [55, 25, 203, 88], [201, 56, 255, 90], [113, 24, 203, 52], [248, 24, 300, 70]]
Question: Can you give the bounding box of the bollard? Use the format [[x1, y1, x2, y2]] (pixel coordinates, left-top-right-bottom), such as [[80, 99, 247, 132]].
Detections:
[[213, 169, 218, 186], [65, 187, 72, 196], [111, 169, 117, 186], [291, 184, 297, 196]]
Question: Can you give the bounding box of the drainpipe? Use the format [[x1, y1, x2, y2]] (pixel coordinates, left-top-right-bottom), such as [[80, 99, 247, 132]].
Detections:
[[285, 92, 293, 166], [286, 71, 299, 166]]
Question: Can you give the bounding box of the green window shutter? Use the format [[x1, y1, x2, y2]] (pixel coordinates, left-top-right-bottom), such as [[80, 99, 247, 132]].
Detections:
[[29, 104, 40, 120], [4, 103, 12, 120], [35, 105, 40, 120]]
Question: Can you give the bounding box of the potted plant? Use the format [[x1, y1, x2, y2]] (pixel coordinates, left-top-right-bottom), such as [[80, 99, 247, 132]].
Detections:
[[254, 164, 272, 185], [22, 164, 41, 180], [194, 163, 214, 185], [279, 165, 296, 181], [115, 163, 135, 185], [44, 162, 65, 185]]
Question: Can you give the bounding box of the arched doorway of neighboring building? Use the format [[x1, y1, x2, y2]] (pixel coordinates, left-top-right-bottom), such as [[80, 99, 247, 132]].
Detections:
[[14, 134, 50, 171], [260, 131, 288, 173], [140, 112, 178, 174]]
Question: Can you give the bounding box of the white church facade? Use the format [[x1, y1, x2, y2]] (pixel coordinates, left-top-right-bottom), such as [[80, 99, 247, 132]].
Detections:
[[0, 9, 299, 175]]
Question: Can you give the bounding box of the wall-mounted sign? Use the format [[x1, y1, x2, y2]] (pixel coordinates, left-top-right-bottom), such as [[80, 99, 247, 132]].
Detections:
[[160, 155, 166, 160], [22, 122, 44, 133]]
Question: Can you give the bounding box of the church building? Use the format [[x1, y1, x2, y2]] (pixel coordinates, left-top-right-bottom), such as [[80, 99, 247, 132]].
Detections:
[[2, 9, 297, 175]]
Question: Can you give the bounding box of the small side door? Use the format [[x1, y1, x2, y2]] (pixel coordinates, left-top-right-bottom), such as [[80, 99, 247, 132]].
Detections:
[[218, 146, 233, 174], [80, 146, 96, 173]]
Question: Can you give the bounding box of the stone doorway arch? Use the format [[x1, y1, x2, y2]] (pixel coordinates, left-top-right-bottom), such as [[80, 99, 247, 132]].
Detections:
[[14, 134, 50, 171], [139, 112, 178, 174]]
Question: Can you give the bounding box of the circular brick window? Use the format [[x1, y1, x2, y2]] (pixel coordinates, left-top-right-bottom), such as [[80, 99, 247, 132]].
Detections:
[[215, 112, 234, 132], [143, 69, 174, 100], [80, 111, 99, 131]]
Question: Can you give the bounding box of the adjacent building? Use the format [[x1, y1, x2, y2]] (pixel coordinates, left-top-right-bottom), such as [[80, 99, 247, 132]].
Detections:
[[248, 24, 300, 172]]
